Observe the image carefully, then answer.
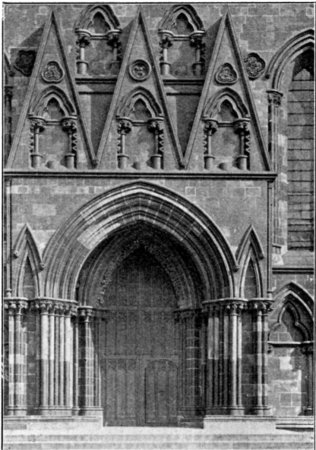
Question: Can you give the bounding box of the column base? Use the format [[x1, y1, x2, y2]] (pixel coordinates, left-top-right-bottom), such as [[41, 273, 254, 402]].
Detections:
[[252, 406, 272, 416], [226, 406, 245, 416], [37, 406, 72, 417], [80, 406, 103, 417], [6, 407, 27, 416]]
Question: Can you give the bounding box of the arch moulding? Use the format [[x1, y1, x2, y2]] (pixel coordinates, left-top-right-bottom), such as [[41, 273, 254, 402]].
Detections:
[[42, 180, 237, 300]]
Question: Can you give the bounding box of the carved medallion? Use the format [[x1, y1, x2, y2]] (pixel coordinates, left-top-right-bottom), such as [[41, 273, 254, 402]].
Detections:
[[13, 49, 36, 76], [215, 63, 238, 85], [244, 53, 266, 79], [129, 59, 151, 81], [41, 61, 64, 83]]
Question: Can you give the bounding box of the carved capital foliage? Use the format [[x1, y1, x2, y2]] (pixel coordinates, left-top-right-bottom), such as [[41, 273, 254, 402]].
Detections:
[[30, 299, 77, 315], [117, 118, 132, 135], [248, 299, 273, 314], [78, 307, 96, 320], [204, 119, 218, 135], [61, 117, 77, 133], [190, 32, 205, 48], [29, 116, 46, 132], [76, 29, 91, 47], [215, 63, 238, 85], [4, 299, 28, 315], [301, 344, 313, 355], [174, 308, 201, 322], [267, 89, 283, 107], [244, 52, 266, 79], [147, 118, 164, 134], [159, 32, 174, 49], [234, 119, 250, 135]]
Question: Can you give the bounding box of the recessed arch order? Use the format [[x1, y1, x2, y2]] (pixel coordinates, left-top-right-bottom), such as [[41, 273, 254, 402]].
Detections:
[[42, 181, 237, 301]]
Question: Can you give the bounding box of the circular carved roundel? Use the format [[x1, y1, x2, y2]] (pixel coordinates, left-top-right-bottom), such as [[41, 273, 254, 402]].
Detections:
[[129, 59, 151, 81], [41, 61, 64, 83]]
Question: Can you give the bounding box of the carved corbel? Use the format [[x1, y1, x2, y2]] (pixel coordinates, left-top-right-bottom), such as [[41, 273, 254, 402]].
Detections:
[[148, 118, 164, 169], [29, 115, 46, 169], [75, 29, 91, 75], [203, 118, 218, 170], [234, 118, 250, 170], [61, 116, 78, 169], [117, 118, 132, 169], [159, 32, 174, 76]]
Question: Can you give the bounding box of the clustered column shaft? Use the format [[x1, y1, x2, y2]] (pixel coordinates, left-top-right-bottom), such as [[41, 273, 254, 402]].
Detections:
[[250, 300, 273, 415], [5, 299, 28, 416], [205, 300, 245, 415]]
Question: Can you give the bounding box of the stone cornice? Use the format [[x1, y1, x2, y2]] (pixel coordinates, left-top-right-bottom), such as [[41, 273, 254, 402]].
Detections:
[[4, 170, 277, 181]]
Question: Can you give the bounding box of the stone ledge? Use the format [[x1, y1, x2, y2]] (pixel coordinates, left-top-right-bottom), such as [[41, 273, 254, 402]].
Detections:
[[203, 416, 278, 433]]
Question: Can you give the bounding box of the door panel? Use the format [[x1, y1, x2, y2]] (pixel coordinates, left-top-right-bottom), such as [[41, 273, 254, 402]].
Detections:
[[102, 249, 179, 425], [145, 360, 178, 425]]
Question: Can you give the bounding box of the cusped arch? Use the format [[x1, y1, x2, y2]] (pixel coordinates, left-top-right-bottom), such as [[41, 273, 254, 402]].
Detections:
[[203, 88, 249, 120], [159, 5, 204, 35], [269, 282, 314, 342], [30, 86, 76, 118], [117, 87, 163, 119], [75, 5, 120, 34], [266, 28, 314, 90], [12, 224, 43, 297], [43, 181, 237, 300]]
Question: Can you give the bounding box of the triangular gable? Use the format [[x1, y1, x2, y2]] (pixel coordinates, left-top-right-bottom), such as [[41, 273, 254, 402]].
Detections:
[[96, 7, 183, 170], [7, 11, 95, 169], [185, 11, 271, 171]]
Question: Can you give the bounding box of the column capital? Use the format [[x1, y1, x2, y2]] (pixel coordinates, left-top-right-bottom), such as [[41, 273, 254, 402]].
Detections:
[[75, 29, 91, 47], [61, 116, 77, 133], [159, 31, 174, 49], [189, 31, 205, 48], [301, 343, 314, 355], [233, 118, 250, 135], [148, 117, 164, 133], [28, 115, 46, 132], [117, 118, 132, 135], [248, 298, 273, 313], [203, 118, 218, 135], [4, 297, 28, 314], [267, 89, 283, 107]]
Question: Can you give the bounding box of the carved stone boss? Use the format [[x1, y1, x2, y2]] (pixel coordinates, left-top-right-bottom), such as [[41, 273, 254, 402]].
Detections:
[[244, 53, 266, 80], [215, 63, 238, 85]]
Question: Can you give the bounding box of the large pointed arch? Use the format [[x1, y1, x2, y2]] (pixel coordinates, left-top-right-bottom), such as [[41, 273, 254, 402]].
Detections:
[[12, 224, 43, 297], [266, 28, 314, 91], [42, 181, 237, 300]]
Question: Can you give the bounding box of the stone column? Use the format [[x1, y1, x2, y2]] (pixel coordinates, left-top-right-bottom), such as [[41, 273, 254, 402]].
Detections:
[[37, 300, 50, 415], [203, 119, 218, 170], [148, 118, 164, 169], [177, 309, 201, 421], [190, 32, 205, 76], [159, 32, 173, 76], [76, 30, 91, 75], [64, 307, 74, 412], [267, 89, 283, 245], [117, 119, 132, 169], [48, 304, 55, 410], [226, 301, 244, 415], [234, 119, 250, 170], [29, 116, 46, 169], [79, 307, 103, 416], [4, 298, 28, 416], [72, 315, 80, 415], [302, 344, 314, 416], [205, 299, 245, 416], [250, 299, 272, 415]]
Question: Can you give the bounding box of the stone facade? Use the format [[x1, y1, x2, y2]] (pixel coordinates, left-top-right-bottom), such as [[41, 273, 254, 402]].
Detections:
[[3, 3, 314, 426]]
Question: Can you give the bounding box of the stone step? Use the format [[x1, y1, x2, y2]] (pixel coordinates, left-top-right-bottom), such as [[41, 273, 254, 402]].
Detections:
[[3, 433, 314, 442], [3, 439, 314, 450], [3, 443, 314, 450]]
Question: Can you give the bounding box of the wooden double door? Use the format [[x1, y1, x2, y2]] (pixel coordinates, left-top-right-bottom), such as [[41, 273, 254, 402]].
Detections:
[[101, 249, 180, 426]]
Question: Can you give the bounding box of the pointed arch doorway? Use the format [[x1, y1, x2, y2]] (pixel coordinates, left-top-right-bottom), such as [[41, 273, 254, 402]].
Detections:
[[77, 222, 204, 426]]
